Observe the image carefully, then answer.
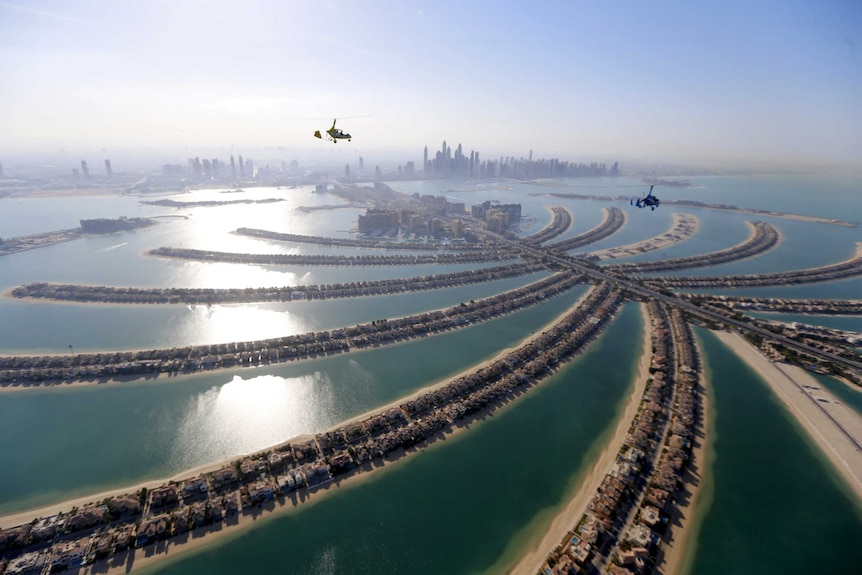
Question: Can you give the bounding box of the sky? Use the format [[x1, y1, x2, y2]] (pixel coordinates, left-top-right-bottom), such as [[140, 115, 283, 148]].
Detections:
[[0, 0, 860, 170]]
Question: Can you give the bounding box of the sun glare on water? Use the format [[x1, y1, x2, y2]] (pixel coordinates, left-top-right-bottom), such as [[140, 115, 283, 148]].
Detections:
[[169, 373, 339, 469]]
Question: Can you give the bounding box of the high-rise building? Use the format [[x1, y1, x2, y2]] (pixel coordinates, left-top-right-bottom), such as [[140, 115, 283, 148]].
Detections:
[[230, 155, 236, 178], [238, 155, 244, 178], [345, 163, 350, 178], [188, 157, 203, 178], [80, 160, 90, 179], [359, 156, 364, 171], [202, 159, 212, 178], [0, 160, 4, 178], [423, 146, 428, 175], [104, 159, 112, 177]]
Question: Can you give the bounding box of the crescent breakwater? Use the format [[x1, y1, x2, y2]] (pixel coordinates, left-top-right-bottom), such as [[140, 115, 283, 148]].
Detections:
[[0, 284, 626, 573], [606, 221, 780, 273], [7, 262, 547, 305], [0, 271, 584, 388], [146, 246, 517, 266], [140, 198, 285, 208], [532, 192, 859, 228], [647, 242, 862, 289]]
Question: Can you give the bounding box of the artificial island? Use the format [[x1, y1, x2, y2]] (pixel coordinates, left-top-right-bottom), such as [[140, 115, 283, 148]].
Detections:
[[0, 154, 860, 575]]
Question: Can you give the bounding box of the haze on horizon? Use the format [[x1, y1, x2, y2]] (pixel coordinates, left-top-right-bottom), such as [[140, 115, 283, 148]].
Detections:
[[1, 0, 860, 172]]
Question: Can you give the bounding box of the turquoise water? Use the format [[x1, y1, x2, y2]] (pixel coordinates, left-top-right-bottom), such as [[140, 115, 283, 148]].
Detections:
[[145, 303, 644, 575], [0, 286, 588, 514], [2, 175, 861, 572], [0, 271, 553, 353], [686, 329, 862, 575], [814, 373, 862, 417]]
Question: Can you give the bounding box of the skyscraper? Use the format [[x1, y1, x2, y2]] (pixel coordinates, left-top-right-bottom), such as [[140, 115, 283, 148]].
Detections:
[[80, 160, 90, 179], [104, 159, 113, 177], [423, 146, 428, 175], [0, 160, 4, 178], [238, 155, 245, 178], [230, 155, 236, 178]]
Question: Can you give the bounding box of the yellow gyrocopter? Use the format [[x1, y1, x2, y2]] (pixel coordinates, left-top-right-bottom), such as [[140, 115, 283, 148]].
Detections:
[[314, 119, 352, 143]]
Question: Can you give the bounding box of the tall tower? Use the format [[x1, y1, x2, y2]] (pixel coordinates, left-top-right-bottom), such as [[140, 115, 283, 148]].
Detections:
[[104, 159, 113, 177], [80, 160, 90, 179], [230, 155, 236, 178], [423, 146, 428, 175], [0, 160, 4, 178], [238, 155, 245, 178], [345, 163, 350, 178], [359, 156, 364, 171]]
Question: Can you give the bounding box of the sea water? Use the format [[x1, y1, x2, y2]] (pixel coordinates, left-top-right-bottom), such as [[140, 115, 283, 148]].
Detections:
[[684, 329, 862, 575], [1, 175, 860, 571]]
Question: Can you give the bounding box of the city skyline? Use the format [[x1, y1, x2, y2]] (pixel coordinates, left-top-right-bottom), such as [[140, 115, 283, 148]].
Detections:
[[1, 1, 860, 171]]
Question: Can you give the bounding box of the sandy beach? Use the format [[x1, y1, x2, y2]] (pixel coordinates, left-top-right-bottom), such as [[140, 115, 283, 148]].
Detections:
[[1, 289, 616, 574], [508, 302, 652, 575], [590, 212, 699, 261], [714, 330, 862, 503]]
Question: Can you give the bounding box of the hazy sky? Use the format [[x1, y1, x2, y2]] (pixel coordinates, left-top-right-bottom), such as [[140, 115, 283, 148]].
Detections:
[[1, 0, 860, 169]]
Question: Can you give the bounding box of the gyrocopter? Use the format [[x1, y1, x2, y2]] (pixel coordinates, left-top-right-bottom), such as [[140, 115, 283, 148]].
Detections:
[[631, 185, 660, 210], [314, 119, 352, 143]]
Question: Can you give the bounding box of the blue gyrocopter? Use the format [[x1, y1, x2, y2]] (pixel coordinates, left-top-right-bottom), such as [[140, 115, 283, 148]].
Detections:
[[631, 185, 660, 210]]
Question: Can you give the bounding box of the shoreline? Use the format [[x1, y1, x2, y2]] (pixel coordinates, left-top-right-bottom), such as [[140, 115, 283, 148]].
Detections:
[[590, 212, 699, 261], [713, 330, 862, 504], [0, 289, 597, 526], [508, 302, 652, 575], [655, 336, 710, 575]]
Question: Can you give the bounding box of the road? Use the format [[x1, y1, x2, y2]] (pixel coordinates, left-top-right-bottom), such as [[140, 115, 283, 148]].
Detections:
[[478, 229, 862, 372]]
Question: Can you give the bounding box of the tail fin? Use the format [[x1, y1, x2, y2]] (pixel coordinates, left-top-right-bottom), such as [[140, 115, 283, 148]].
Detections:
[[313, 130, 322, 139]]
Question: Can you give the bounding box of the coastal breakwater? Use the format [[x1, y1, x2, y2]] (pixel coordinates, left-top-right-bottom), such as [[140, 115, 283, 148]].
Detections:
[[8, 262, 547, 305], [0, 271, 583, 387], [607, 221, 780, 273], [0, 284, 625, 574], [141, 198, 285, 208], [534, 192, 858, 228]]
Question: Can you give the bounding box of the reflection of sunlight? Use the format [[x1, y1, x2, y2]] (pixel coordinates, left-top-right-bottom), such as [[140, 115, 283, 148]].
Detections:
[[183, 304, 311, 344], [170, 373, 339, 469], [191, 261, 305, 289]]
